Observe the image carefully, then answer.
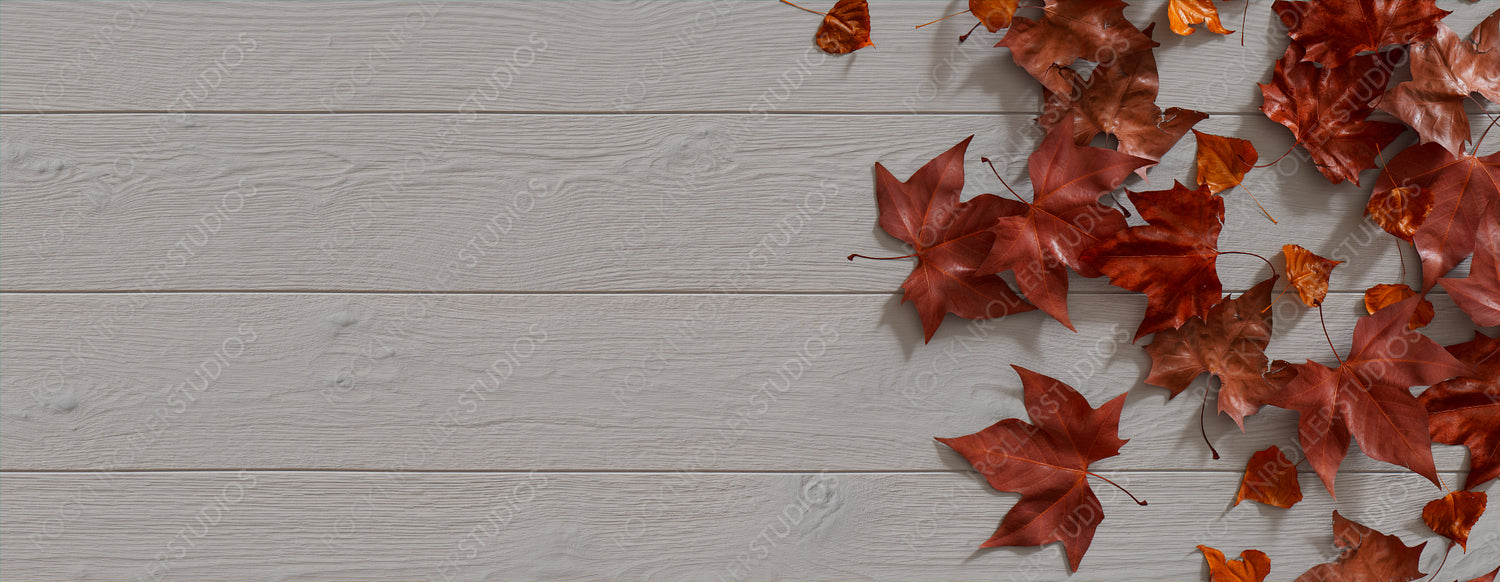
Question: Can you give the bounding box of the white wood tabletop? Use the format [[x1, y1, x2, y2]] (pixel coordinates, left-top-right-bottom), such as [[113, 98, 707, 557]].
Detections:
[[2, 1, 1496, 580]]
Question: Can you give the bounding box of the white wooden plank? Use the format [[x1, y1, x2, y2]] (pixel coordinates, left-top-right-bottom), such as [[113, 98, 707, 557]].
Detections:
[[2, 113, 1485, 293], [3, 292, 1491, 474], [2, 471, 1493, 581], [2, 1, 1495, 114]]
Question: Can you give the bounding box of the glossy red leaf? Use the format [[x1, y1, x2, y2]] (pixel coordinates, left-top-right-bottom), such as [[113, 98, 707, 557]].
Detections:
[[1272, 0, 1448, 68], [1144, 277, 1279, 428], [1372, 143, 1500, 290], [1440, 216, 1500, 327], [1293, 511, 1427, 582], [1420, 331, 1500, 490], [995, 0, 1156, 96], [1422, 490, 1487, 550], [1378, 12, 1500, 156]]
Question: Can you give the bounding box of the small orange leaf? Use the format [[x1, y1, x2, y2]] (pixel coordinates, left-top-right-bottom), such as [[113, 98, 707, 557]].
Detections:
[[969, 0, 1018, 32], [1363, 283, 1435, 329], [1194, 130, 1258, 195], [1365, 185, 1434, 242], [1169, 0, 1233, 36], [815, 0, 872, 54], [1422, 490, 1486, 550], [1234, 445, 1303, 508], [1198, 545, 1272, 582], [1284, 244, 1342, 307]]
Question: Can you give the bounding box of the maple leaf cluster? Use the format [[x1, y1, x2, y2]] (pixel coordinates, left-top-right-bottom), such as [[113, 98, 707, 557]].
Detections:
[[796, 0, 1500, 576]]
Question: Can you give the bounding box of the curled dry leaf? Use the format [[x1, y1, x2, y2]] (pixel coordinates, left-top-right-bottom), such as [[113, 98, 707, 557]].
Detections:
[[1266, 296, 1470, 495], [1144, 277, 1278, 428], [1420, 331, 1500, 490], [1365, 184, 1434, 242], [1378, 12, 1500, 156], [866, 136, 1036, 342], [1283, 244, 1341, 307], [1362, 283, 1434, 330], [1272, 0, 1449, 69], [1422, 490, 1487, 550], [1372, 143, 1500, 290], [1194, 130, 1258, 195], [995, 0, 1155, 96], [1258, 41, 1405, 185], [1081, 182, 1226, 341], [936, 366, 1131, 572], [1234, 445, 1303, 509], [1439, 217, 1500, 327], [1197, 545, 1271, 582], [1293, 511, 1427, 582], [812, 0, 873, 54], [1169, 0, 1232, 36], [970, 0, 1020, 32]]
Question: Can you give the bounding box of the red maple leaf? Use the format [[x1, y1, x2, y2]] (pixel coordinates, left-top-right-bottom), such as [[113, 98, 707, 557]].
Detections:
[[1372, 142, 1500, 290], [1294, 511, 1427, 582], [935, 365, 1137, 572], [1143, 277, 1279, 428], [1439, 216, 1500, 327], [995, 0, 1156, 96], [1419, 331, 1500, 490], [1040, 23, 1207, 177], [978, 117, 1150, 331], [1259, 41, 1406, 185], [1379, 12, 1500, 156], [1234, 445, 1304, 509], [857, 136, 1037, 342], [1273, 0, 1449, 68], [1080, 181, 1228, 341], [1266, 295, 1471, 495]]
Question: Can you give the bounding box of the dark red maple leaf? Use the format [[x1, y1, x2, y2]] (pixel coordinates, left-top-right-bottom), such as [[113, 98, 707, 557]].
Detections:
[[1040, 23, 1208, 177], [936, 365, 1136, 572], [1259, 41, 1406, 185], [856, 136, 1036, 342], [1273, 0, 1449, 69], [1080, 181, 1228, 341], [1372, 142, 1500, 290], [978, 117, 1151, 331], [995, 0, 1156, 96], [1379, 12, 1500, 156], [1420, 331, 1500, 490], [1266, 296, 1471, 496], [1294, 511, 1427, 582], [1439, 216, 1500, 327], [1234, 445, 1303, 509], [1422, 490, 1487, 550], [1143, 277, 1278, 428]]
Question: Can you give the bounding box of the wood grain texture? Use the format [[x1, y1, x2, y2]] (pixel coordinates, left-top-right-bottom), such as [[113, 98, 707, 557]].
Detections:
[[3, 471, 1495, 581], [4, 292, 1492, 475], [1, 113, 1484, 292], [2, 1, 1496, 114]]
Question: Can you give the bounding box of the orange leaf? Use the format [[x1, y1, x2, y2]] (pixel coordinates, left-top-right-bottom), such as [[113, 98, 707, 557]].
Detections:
[[1363, 284, 1435, 330], [1283, 244, 1342, 307], [1422, 490, 1487, 550], [815, 0, 872, 54], [1198, 545, 1271, 582], [1169, 0, 1233, 36], [1234, 445, 1303, 508], [1194, 130, 1258, 195], [970, 0, 1018, 32], [1365, 184, 1434, 242]]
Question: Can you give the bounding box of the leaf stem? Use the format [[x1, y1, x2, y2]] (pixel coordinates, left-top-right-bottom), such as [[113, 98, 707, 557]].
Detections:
[[1318, 304, 1344, 367], [1086, 471, 1148, 506], [915, 8, 970, 29], [1201, 382, 1221, 460], [847, 253, 917, 261], [981, 157, 1031, 207], [957, 21, 984, 43], [1253, 141, 1299, 169], [1234, 182, 1277, 224], [780, 0, 825, 17], [1216, 251, 1279, 279]]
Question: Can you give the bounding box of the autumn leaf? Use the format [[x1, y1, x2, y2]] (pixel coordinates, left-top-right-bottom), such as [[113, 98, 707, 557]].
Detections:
[[786, 0, 873, 54], [936, 365, 1136, 572], [1372, 142, 1500, 290], [1283, 244, 1342, 308], [978, 117, 1150, 331], [995, 0, 1155, 96], [1460, 568, 1500, 582], [1363, 284, 1434, 330], [858, 136, 1036, 342], [1266, 296, 1471, 495], [1272, 0, 1448, 69], [1422, 490, 1487, 550], [1040, 23, 1207, 177], [1259, 41, 1406, 185], [1420, 331, 1500, 490], [1144, 277, 1278, 428], [1198, 545, 1271, 582], [1082, 182, 1230, 341], [1294, 511, 1427, 582], [1439, 217, 1500, 327], [1169, 0, 1233, 36], [1378, 12, 1500, 156], [1365, 184, 1434, 242], [970, 0, 1020, 32], [1194, 130, 1259, 195], [1234, 445, 1303, 509]]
